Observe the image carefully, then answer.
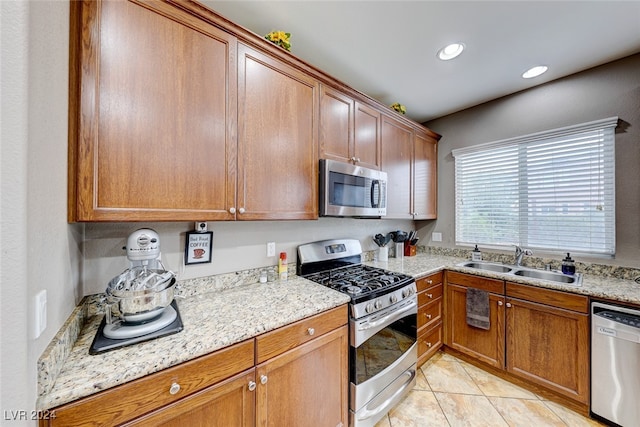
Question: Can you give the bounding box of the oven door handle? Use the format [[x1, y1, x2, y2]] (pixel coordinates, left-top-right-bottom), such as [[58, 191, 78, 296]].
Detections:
[[357, 299, 417, 332], [356, 368, 416, 422]]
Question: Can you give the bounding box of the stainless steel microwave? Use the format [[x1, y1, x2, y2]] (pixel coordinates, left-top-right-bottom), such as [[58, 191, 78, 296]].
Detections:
[[319, 159, 387, 217]]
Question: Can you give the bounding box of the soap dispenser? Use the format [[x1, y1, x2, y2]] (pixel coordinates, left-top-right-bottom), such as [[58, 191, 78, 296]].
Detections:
[[471, 245, 482, 261], [561, 253, 576, 275]]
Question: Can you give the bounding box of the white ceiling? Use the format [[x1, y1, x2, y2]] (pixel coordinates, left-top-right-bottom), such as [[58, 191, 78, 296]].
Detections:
[[204, 1, 640, 123]]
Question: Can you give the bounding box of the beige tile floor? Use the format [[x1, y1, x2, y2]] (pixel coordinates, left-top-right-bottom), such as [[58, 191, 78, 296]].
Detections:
[[375, 351, 606, 427]]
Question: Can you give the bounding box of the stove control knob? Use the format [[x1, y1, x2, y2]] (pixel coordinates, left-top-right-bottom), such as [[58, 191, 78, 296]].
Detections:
[[402, 288, 411, 298], [374, 300, 383, 310], [365, 303, 374, 313], [390, 294, 398, 304]]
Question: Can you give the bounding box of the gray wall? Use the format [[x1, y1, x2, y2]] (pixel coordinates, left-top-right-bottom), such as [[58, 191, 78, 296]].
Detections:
[[421, 54, 640, 268]]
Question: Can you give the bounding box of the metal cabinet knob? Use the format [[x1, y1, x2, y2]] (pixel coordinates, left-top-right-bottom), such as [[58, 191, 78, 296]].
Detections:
[[229, 207, 236, 214], [427, 279, 433, 285], [238, 207, 245, 214], [426, 342, 432, 348], [426, 314, 432, 319], [248, 381, 256, 391], [498, 301, 503, 306], [307, 327, 315, 336], [427, 293, 433, 299], [260, 375, 268, 385], [169, 382, 181, 395], [506, 302, 512, 308]]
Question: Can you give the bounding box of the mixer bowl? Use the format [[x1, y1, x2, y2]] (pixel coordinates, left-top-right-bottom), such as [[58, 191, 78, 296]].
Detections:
[[105, 272, 176, 323]]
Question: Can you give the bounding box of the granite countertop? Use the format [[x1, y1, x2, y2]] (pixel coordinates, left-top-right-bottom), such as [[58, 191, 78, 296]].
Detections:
[[367, 254, 640, 305], [37, 253, 640, 411], [36, 277, 350, 411]]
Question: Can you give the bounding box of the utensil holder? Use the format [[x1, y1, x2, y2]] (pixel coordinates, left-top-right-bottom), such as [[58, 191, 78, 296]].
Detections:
[[395, 242, 404, 259], [404, 241, 417, 257], [378, 246, 388, 262]]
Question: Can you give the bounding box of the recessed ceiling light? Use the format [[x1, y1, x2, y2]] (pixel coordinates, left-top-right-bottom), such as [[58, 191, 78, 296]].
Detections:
[[522, 65, 548, 79], [437, 43, 464, 61]]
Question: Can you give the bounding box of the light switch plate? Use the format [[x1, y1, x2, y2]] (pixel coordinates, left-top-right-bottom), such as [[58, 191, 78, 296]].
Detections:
[[267, 242, 276, 257], [35, 290, 47, 338]]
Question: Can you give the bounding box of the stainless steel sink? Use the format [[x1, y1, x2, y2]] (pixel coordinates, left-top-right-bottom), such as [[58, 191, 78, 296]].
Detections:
[[456, 261, 582, 286], [459, 262, 513, 273], [512, 268, 582, 285]]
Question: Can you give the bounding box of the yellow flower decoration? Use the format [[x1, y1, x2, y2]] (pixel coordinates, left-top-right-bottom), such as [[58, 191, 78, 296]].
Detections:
[[391, 103, 407, 115], [265, 31, 291, 52]]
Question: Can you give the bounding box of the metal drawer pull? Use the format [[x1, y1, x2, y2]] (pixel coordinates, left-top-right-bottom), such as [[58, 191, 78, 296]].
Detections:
[[427, 293, 433, 298], [248, 381, 256, 391], [426, 342, 432, 348], [169, 382, 181, 395], [427, 279, 433, 285], [260, 375, 268, 385], [307, 327, 315, 336], [498, 301, 503, 306], [425, 314, 432, 319], [506, 302, 512, 308]]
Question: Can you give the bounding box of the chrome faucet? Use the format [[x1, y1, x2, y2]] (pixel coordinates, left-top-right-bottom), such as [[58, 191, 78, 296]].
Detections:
[[514, 246, 533, 266]]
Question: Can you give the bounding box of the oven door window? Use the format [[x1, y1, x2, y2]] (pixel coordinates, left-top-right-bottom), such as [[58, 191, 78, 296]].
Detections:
[[352, 313, 417, 385]]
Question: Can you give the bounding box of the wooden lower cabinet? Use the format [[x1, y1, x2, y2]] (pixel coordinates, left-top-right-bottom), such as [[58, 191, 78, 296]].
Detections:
[[124, 369, 255, 427], [256, 325, 349, 427], [505, 283, 590, 404], [416, 272, 444, 366], [445, 272, 505, 369], [42, 305, 349, 427], [444, 271, 590, 407]]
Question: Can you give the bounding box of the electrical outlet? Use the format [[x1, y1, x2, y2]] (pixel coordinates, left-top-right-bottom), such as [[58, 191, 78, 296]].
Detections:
[[432, 232, 443, 242], [267, 242, 276, 257], [35, 290, 47, 339]]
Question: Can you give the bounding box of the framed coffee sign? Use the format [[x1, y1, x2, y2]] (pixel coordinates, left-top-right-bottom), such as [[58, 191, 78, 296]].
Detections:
[[185, 231, 213, 265]]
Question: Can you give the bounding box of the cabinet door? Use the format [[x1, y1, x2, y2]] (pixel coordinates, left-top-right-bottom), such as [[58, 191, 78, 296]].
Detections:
[[256, 325, 348, 427], [237, 44, 319, 220], [319, 85, 354, 163], [381, 114, 413, 219], [446, 283, 505, 369], [413, 129, 438, 219], [354, 102, 381, 170], [124, 370, 256, 427], [69, 0, 237, 221], [506, 298, 589, 404]]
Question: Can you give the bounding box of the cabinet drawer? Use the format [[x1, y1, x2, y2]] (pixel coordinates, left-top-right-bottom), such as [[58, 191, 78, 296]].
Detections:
[[506, 282, 589, 313], [416, 271, 443, 292], [46, 340, 254, 427], [447, 271, 504, 294], [418, 298, 442, 331], [418, 284, 442, 307], [418, 323, 442, 361], [256, 305, 348, 363]]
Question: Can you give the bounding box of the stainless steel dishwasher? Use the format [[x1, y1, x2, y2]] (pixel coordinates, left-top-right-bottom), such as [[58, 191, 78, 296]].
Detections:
[[591, 301, 640, 427]]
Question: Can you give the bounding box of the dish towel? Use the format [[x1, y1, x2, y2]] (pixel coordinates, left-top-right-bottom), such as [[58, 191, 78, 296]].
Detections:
[[466, 288, 490, 330]]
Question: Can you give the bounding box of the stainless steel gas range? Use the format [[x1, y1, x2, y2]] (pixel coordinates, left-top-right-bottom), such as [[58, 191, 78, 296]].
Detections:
[[297, 239, 417, 427]]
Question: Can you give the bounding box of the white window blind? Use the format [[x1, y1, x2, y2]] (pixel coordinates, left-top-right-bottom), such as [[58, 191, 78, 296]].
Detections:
[[452, 117, 617, 257]]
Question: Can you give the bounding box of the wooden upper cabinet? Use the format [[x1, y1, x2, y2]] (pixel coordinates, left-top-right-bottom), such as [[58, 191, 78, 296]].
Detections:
[[68, 0, 238, 221], [381, 114, 414, 219], [236, 43, 319, 220], [354, 102, 382, 170], [413, 129, 438, 219], [319, 85, 354, 164]]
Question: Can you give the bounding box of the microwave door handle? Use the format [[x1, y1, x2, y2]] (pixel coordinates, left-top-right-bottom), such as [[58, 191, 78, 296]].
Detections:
[[371, 180, 380, 208]]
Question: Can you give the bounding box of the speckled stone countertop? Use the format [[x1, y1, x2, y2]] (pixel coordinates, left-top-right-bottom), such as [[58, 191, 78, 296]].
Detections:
[[37, 252, 640, 411], [36, 276, 350, 411], [367, 254, 640, 305]]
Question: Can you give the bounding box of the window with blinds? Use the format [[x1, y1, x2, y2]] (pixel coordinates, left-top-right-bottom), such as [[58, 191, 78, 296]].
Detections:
[[452, 117, 617, 257]]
